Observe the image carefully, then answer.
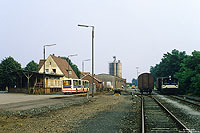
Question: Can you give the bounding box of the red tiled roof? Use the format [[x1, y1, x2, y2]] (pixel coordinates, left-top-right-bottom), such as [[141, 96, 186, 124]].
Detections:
[[51, 55, 78, 79], [38, 59, 45, 71], [81, 74, 102, 83]]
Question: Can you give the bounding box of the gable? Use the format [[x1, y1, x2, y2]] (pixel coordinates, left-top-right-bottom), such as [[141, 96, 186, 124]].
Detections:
[[38, 54, 78, 79], [82, 74, 102, 83], [38, 56, 63, 75], [51, 55, 78, 79]]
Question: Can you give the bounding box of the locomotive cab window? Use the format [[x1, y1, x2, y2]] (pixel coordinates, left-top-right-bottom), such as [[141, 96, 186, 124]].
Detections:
[[163, 78, 169, 85]]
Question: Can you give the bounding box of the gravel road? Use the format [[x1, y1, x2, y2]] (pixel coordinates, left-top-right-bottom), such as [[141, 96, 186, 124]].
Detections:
[[0, 90, 141, 133]]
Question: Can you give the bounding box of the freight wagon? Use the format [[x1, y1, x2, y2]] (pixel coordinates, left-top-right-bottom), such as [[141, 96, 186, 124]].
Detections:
[[138, 73, 154, 94]]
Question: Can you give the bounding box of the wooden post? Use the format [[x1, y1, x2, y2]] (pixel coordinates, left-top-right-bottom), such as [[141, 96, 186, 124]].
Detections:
[[23, 71, 33, 94]]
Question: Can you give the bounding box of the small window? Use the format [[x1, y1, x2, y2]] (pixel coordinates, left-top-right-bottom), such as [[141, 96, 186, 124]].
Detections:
[[53, 69, 56, 73], [69, 70, 72, 75], [46, 69, 49, 73], [49, 62, 51, 65]]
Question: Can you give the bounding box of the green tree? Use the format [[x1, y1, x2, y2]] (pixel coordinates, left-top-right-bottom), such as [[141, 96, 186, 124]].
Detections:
[[62, 57, 81, 78], [0, 56, 21, 89], [150, 49, 187, 79], [175, 51, 200, 95], [132, 78, 137, 86], [25, 60, 38, 72]]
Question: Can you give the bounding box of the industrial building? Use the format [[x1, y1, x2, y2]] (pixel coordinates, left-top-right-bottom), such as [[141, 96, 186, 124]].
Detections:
[[96, 74, 126, 91], [109, 56, 122, 78], [95, 56, 126, 90]]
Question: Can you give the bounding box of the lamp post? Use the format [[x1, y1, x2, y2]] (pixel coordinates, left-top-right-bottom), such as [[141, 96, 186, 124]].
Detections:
[[78, 24, 95, 97], [136, 67, 139, 88], [82, 59, 90, 72], [43, 44, 56, 90], [67, 54, 78, 78]]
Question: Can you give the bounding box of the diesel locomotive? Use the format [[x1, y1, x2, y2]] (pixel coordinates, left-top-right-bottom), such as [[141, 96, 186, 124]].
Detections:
[[157, 76, 179, 94]]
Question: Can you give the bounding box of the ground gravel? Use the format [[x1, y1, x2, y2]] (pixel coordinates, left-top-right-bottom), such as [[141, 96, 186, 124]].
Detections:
[[0, 91, 141, 133], [155, 94, 200, 132]]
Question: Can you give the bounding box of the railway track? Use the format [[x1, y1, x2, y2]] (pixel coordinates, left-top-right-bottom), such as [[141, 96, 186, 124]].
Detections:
[[141, 95, 191, 133], [170, 95, 200, 108]]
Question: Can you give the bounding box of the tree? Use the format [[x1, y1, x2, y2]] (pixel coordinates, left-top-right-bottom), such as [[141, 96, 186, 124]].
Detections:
[[132, 78, 137, 86], [25, 60, 38, 72], [150, 49, 187, 80], [61, 57, 81, 78], [0, 56, 21, 89], [175, 51, 200, 95]]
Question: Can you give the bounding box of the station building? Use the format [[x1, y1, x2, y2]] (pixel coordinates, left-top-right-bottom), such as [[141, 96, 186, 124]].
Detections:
[[10, 54, 79, 94]]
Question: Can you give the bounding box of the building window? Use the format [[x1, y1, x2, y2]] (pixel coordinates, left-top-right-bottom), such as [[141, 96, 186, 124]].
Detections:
[[69, 70, 72, 75], [67, 70, 72, 75], [46, 69, 49, 73], [49, 62, 51, 65], [53, 69, 56, 73]]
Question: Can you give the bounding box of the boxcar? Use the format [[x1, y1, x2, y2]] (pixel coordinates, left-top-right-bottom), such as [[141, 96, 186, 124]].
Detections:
[[138, 73, 154, 94]]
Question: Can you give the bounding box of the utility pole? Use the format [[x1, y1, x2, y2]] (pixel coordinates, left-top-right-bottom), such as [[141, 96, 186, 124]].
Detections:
[[67, 54, 78, 78], [78, 24, 95, 97], [113, 56, 116, 89], [82, 59, 90, 72], [136, 67, 139, 87]]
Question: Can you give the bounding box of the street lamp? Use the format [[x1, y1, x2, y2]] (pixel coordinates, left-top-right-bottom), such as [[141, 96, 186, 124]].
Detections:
[[78, 24, 95, 97], [82, 59, 90, 72], [67, 54, 78, 78], [43, 44, 56, 90], [136, 67, 139, 88]]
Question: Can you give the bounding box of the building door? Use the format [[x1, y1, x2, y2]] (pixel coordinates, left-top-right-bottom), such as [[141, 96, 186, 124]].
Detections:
[[46, 78, 48, 88]]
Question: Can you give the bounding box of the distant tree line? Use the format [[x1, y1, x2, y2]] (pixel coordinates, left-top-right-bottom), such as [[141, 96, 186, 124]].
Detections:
[[0, 57, 39, 90], [150, 49, 200, 96]]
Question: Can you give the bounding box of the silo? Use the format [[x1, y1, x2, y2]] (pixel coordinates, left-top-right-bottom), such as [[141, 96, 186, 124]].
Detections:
[[116, 60, 122, 78], [109, 63, 114, 76], [109, 56, 117, 76]]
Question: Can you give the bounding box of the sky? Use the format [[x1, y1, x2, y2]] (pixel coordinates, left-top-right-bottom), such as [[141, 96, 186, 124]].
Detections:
[[0, 0, 200, 82]]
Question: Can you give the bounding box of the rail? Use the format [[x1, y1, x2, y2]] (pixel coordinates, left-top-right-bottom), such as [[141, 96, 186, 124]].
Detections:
[[170, 95, 200, 108], [141, 96, 145, 133], [151, 96, 192, 133]]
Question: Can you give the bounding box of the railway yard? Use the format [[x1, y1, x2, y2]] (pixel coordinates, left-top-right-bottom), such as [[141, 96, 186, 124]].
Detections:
[[0, 89, 200, 133]]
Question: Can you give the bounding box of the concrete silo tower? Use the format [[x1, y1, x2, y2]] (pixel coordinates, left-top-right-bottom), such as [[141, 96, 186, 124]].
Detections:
[[109, 56, 116, 76], [116, 60, 122, 78], [109, 56, 122, 78]]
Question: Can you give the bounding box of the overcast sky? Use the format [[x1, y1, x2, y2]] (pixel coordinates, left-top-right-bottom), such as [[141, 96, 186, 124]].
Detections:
[[0, 0, 200, 82]]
